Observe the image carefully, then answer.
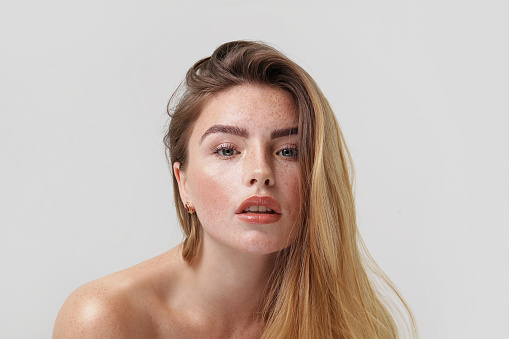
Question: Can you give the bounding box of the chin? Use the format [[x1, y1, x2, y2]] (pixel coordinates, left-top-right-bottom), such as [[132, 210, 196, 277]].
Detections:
[[230, 231, 295, 256]]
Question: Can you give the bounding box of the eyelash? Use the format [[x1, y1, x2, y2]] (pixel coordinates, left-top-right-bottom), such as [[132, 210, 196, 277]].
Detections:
[[277, 145, 299, 160], [211, 144, 299, 160], [212, 143, 239, 159]]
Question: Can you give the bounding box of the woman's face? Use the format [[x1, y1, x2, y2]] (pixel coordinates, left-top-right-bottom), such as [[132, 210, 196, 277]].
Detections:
[[174, 84, 301, 255]]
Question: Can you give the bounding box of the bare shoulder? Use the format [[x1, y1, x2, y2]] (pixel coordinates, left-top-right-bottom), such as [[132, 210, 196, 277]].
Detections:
[[52, 278, 137, 338], [53, 248, 183, 338]]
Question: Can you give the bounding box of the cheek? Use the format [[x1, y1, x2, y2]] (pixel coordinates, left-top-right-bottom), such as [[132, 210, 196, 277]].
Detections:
[[186, 161, 239, 221], [276, 162, 301, 202]]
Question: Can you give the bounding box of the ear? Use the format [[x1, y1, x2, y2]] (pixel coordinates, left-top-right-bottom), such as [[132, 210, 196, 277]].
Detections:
[[173, 162, 190, 205]]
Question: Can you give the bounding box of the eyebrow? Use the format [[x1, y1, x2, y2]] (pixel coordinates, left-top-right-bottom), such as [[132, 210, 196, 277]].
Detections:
[[270, 127, 298, 139], [200, 124, 298, 143], [200, 125, 248, 143]]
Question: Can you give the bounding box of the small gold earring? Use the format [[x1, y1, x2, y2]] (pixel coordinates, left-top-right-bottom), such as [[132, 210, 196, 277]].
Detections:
[[184, 202, 195, 214]]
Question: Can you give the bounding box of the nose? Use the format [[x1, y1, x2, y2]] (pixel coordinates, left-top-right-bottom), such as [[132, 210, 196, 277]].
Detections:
[[245, 150, 275, 187]]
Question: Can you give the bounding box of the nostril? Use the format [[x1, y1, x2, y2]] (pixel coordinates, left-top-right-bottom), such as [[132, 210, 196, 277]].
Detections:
[[250, 179, 257, 185], [264, 179, 270, 185]]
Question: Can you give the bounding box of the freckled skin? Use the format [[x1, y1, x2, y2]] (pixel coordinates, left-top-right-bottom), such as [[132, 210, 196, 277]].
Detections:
[[176, 84, 301, 255]]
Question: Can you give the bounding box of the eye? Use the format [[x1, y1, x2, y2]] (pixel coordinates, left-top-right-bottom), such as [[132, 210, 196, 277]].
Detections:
[[277, 147, 298, 159], [219, 148, 237, 156], [212, 144, 240, 158]]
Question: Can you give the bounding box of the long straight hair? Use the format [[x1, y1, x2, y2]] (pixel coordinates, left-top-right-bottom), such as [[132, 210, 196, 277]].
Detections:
[[164, 40, 417, 338]]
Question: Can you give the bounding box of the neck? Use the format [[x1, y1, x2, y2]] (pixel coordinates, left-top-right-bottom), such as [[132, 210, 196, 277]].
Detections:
[[176, 235, 277, 322]]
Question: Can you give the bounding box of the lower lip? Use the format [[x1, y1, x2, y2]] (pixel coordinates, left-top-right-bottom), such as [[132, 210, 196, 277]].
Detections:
[[236, 213, 281, 224]]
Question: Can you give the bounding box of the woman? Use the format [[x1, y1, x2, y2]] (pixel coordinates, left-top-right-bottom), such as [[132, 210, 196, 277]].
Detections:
[[53, 40, 417, 338]]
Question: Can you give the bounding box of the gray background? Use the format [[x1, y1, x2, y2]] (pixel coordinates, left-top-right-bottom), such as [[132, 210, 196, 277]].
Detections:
[[1, 1, 507, 338]]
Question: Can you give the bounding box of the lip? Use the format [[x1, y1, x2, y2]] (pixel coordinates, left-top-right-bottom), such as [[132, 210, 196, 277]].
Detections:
[[235, 195, 282, 214], [235, 195, 282, 225]]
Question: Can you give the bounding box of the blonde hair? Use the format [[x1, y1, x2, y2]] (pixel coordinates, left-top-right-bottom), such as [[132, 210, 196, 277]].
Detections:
[[164, 40, 417, 338]]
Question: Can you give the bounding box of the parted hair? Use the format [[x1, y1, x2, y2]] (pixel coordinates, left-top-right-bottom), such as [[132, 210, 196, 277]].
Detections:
[[164, 40, 417, 339]]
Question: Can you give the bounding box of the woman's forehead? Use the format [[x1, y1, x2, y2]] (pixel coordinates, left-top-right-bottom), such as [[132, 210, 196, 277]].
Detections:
[[196, 84, 298, 130]]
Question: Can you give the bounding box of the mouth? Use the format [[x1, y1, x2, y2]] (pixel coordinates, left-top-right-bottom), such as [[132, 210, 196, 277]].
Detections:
[[236, 195, 282, 224], [242, 205, 276, 214], [236, 195, 281, 214]]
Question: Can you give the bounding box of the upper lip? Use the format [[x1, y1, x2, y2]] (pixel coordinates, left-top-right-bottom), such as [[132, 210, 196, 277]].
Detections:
[[236, 195, 282, 214]]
